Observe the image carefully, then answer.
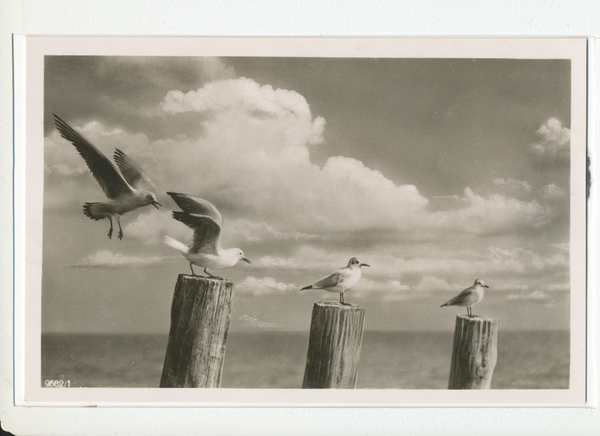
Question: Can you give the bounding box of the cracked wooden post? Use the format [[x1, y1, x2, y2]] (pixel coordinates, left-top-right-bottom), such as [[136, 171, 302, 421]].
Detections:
[[302, 301, 366, 389], [160, 274, 233, 388], [448, 315, 499, 389]]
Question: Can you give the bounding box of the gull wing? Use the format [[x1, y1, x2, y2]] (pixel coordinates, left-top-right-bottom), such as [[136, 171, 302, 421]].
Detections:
[[442, 286, 475, 306], [312, 269, 348, 289], [113, 149, 157, 192], [54, 115, 133, 199], [167, 192, 222, 226], [172, 211, 221, 253]]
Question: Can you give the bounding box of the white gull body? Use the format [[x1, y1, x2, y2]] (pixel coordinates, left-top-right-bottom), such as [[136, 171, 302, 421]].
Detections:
[[54, 115, 161, 240], [300, 257, 369, 305], [164, 192, 250, 279], [440, 279, 489, 317]]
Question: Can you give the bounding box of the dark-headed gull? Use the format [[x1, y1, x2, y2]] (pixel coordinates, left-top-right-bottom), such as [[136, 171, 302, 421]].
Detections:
[[53, 115, 161, 240], [440, 279, 489, 317], [300, 258, 369, 305], [164, 192, 250, 280]]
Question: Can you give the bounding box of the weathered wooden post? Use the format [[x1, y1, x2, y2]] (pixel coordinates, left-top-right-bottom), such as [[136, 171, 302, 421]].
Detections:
[[302, 301, 366, 389], [160, 274, 233, 388], [448, 314, 499, 389]]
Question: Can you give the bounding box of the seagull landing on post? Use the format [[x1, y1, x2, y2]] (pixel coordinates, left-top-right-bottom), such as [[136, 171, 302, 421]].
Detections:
[[440, 279, 490, 317], [53, 115, 161, 240], [300, 258, 370, 305], [164, 192, 250, 280]]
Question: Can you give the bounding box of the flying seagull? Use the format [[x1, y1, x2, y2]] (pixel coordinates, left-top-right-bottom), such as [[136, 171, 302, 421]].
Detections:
[[440, 279, 489, 317], [53, 115, 161, 240], [164, 192, 250, 279], [300, 257, 369, 305]]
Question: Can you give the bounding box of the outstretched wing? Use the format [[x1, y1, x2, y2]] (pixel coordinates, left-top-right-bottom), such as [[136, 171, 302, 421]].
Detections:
[[113, 149, 157, 192], [172, 211, 221, 253], [53, 114, 133, 199], [312, 270, 346, 289], [167, 192, 222, 226]]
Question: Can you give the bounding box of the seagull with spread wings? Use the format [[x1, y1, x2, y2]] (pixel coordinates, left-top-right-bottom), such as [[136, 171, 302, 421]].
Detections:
[[164, 192, 250, 279], [300, 258, 370, 305], [53, 115, 162, 240]]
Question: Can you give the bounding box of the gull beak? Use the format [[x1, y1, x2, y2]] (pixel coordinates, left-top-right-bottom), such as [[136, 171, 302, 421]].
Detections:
[[242, 257, 251, 264], [360, 263, 370, 268], [484, 285, 489, 288], [152, 201, 162, 209]]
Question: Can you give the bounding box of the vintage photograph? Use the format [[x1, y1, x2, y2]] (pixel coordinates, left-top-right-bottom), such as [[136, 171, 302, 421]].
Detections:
[[18, 37, 588, 404]]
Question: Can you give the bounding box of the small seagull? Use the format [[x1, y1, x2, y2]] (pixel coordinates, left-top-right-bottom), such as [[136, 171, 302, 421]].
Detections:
[[300, 258, 369, 305], [440, 279, 490, 317], [164, 192, 250, 279], [53, 115, 161, 240]]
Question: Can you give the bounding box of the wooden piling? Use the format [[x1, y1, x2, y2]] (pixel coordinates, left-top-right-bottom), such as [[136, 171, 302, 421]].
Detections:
[[302, 301, 366, 389], [448, 314, 499, 389], [160, 274, 233, 388]]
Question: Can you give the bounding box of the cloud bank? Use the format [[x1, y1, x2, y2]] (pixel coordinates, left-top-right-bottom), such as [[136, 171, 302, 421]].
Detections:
[[65, 250, 170, 268], [45, 69, 570, 306]]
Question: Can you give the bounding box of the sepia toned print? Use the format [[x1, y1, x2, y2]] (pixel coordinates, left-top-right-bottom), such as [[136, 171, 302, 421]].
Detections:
[[18, 37, 588, 405]]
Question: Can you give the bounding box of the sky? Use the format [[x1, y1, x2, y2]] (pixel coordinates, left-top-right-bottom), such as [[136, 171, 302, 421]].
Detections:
[[41, 56, 572, 334]]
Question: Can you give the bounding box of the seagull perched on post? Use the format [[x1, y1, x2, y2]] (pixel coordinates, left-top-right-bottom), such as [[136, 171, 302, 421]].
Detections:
[[440, 279, 489, 317], [300, 258, 369, 305], [164, 192, 250, 280], [53, 115, 161, 240]]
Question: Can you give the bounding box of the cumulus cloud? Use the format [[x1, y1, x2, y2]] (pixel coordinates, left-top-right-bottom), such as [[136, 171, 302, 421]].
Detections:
[[493, 178, 532, 198], [387, 246, 568, 279], [507, 291, 549, 301], [549, 243, 569, 251], [541, 183, 566, 200], [253, 256, 298, 268], [226, 219, 320, 242], [415, 276, 462, 292], [238, 315, 282, 328], [46, 76, 558, 246], [65, 250, 170, 268], [531, 117, 570, 163], [236, 276, 297, 295], [152, 77, 436, 236], [428, 188, 551, 236], [161, 77, 326, 146]]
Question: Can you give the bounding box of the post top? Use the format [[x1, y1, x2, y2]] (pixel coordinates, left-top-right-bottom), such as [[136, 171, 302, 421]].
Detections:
[[178, 274, 232, 285], [456, 314, 499, 323], [315, 300, 364, 310]]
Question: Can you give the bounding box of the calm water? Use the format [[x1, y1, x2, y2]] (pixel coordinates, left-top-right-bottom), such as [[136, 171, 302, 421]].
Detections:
[[41, 330, 569, 389]]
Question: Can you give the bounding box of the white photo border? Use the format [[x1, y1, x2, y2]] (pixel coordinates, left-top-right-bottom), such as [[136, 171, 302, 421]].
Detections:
[[14, 35, 590, 407]]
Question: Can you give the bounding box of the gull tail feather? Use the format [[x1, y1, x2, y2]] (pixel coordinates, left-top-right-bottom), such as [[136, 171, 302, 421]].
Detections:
[[83, 202, 108, 221], [300, 285, 313, 291], [440, 297, 456, 307], [164, 236, 189, 254]]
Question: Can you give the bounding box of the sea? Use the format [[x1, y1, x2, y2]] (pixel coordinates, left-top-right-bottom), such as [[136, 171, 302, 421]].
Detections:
[[41, 330, 569, 389]]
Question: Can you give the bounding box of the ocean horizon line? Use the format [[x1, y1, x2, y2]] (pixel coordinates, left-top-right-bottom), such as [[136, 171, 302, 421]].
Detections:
[[42, 328, 571, 335]]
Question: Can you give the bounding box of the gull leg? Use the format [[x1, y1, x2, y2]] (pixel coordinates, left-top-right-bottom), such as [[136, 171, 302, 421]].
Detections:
[[107, 217, 113, 239], [189, 263, 197, 276], [117, 216, 123, 240], [340, 292, 344, 305], [204, 267, 223, 280]]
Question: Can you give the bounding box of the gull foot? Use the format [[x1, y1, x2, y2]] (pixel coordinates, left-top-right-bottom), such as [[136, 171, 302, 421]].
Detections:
[[118, 230, 123, 240], [107, 229, 113, 239]]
